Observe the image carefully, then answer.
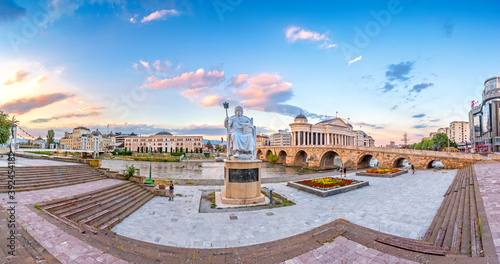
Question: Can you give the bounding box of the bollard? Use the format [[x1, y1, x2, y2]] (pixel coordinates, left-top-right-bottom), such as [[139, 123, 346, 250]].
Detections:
[[269, 187, 274, 204]]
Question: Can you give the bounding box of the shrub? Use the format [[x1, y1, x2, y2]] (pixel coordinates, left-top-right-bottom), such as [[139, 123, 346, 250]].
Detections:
[[268, 152, 278, 163], [125, 165, 136, 180], [204, 152, 210, 158], [170, 152, 185, 157]]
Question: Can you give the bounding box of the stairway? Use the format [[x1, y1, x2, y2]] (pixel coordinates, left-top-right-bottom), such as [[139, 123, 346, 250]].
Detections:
[[0, 165, 108, 192], [37, 181, 155, 232], [423, 165, 483, 257]]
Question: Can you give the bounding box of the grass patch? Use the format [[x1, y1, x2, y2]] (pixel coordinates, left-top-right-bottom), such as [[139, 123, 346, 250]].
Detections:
[[27, 151, 53, 155], [34, 204, 42, 210], [131, 155, 180, 162]]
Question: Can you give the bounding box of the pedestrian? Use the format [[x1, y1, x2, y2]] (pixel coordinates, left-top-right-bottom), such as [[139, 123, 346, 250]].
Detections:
[[411, 164, 415, 174], [169, 180, 174, 201], [343, 167, 347, 177], [339, 166, 343, 178]]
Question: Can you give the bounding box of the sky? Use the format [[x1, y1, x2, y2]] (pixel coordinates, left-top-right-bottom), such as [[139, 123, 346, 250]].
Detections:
[[0, 0, 499, 146]]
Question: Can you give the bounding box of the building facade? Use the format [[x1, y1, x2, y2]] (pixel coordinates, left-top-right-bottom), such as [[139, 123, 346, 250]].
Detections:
[[289, 114, 373, 147], [256, 134, 270, 148], [124, 131, 203, 153], [469, 76, 500, 153], [450, 121, 469, 145], [59, 127, 115, 151], [270, 129, 291, 146]]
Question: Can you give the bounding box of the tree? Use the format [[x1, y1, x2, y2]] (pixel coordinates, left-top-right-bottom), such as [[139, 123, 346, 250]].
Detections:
[[159, 147, 163, 153], [125, 147, 127, 151], [268, 152, 278, 163], [47, 129, 55, 146], [141, 146, 144, 153], [186, 148, 188, 153], [170, 147, 173, 153], [175, 147, 178, 152], [180, 147, 184, 153], [0, 111, 12, 145], [137, 146, 140, 153], [422, 139, 434, 150], [206, 141, 213, 151], [215, 145, 221, 152], [432, 133, 451, 150]]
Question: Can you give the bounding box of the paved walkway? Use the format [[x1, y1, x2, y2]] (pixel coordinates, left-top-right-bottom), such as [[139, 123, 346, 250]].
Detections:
[[0, 156, 80, 167], [0, 179, 130, 263], [282, 236, 417, 264], [113, 169, 455, 248], [474, 162, 500, 263]]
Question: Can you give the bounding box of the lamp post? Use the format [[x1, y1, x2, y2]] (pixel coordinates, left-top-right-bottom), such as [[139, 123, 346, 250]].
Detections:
[[144, 146, 154, 184]]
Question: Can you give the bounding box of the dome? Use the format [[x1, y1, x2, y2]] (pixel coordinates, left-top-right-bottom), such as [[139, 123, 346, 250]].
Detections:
[[92, 129, 101, 135], [294, 113, 307, 120], [156, 131, 172, 136]]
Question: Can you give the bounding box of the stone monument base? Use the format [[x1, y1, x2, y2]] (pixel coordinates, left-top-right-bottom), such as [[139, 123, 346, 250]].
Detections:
[[221, 159, 265, 205]]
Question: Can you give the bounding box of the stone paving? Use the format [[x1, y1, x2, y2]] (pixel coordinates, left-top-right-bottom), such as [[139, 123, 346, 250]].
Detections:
[[282, 236, 418, 264], [474, 162, 500, 263], [0, 156, 80, 167], [0, 179, 130, 264], [113, 169, 456, 248]]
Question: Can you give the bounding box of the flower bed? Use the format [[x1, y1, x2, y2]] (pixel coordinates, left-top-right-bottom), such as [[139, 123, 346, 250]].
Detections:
[[366, 168, 401, 174], [288, 177, 369, 197], [298, 177, 363, 190], [356, 168, 408, 178]]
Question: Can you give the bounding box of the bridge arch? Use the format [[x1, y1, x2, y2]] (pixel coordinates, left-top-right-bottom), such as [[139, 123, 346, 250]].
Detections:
[[277, 150, 287, 164], [355, 153, 380, 169], [391, 156, 412, 168], [294, 150, 308, 167], [427, 160, 445, 169], [265, 150, 273, 160], [319, 151, 342, 169], [256, 149, 263, 160]]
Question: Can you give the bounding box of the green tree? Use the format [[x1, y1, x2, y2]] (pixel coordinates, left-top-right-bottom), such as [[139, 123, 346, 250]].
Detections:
[[170, 147, 173, 153], [137, 146, 140, 153], [206, 141, 213, 151], [268, 152, 278, 163], [422, 139, 434, 150], [141, 146, 144, 153], [47, 129, 55, 146], [180, 147, 184, 152], [125, 147, 127, 151], [159, 147, 163, 153], [175, 147, 178, 152], [0, 111, 12, 145], [186, 147, 188, 153], [432, 133, 450, 150]]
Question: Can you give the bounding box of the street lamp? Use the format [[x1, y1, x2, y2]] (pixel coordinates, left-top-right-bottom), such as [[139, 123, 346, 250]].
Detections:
[[144, 146, 154, 184]]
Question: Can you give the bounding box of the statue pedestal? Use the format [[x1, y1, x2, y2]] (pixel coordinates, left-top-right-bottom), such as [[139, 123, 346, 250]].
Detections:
[[221, 160, 265, 205]]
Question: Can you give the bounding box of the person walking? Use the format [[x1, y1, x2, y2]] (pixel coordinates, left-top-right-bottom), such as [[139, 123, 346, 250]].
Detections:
[[169, 181, 174, 201], [339, 166, 343, 178], [411, 164, 415, 174], [343, 167, 347, 177]]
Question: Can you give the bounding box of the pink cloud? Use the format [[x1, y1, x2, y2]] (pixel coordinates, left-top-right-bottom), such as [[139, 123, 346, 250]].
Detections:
[[236, 73, 293, 108], [2, 69, 30, 85], [199, 95, 224, 107], [181, 88, 209, 101], [285, 26, 336, 49], [227, 74, 248, 88], [141, 9, 179, 23], [142, 68, 225, 90]]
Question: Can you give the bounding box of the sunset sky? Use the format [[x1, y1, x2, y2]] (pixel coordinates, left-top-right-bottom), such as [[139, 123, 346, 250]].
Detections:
[[1, 0, 499, 146]]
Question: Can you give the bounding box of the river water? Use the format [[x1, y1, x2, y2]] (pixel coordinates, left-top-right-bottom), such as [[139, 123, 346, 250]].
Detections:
[[100, 159, 325, 180]]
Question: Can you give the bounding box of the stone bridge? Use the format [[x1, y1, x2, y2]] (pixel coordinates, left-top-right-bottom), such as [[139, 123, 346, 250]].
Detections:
[[256, 146, 483, 170]]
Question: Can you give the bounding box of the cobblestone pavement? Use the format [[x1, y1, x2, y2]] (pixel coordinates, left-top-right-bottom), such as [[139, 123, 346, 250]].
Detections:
[[474, 162, 500, 263], [0, 179, 129, 264], [113, 169, 456, 248], [0, 156, 80, 167], [282, 236, 418, 264]]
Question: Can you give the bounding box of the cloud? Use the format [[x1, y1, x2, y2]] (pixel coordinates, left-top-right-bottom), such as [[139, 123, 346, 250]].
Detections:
[[141, 9, 179, 23], [0, 0, 26, 23], [386, 61, 414, 82], [29, 75, 48, 87], [227, 74, 249, 88], [413, 125, 428, 129], [31, 111, 100, 123], [141, 68, 225, 90], [2, 69, 30, 85], [0, 93, 74, 115], [234, 73, 293, 110], [429, 119, 440, 122], [354, 122, 385, 129], [412, 114, 425, 118], [79, 106, 105, 111], [443, 20, 454, 38], [285, 26, 336, 49], [390, 105, 398, 110], [381, 82, 395, 93], [348, 56, 362, 66], [410, 82, 433, 93], [170, 124, 226, 136], [416, 134, 425, 138]]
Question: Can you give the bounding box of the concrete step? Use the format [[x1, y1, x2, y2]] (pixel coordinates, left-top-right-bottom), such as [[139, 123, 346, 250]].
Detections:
[[95, 190, 154, 229]]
